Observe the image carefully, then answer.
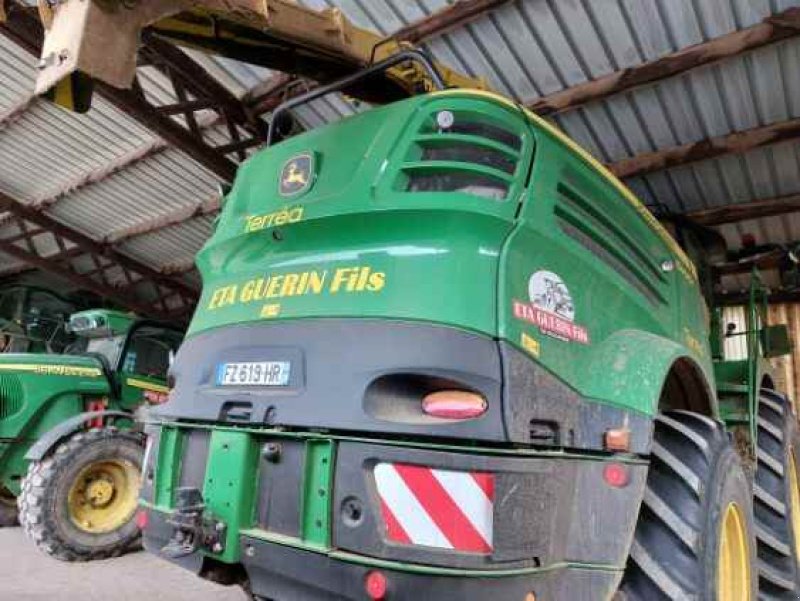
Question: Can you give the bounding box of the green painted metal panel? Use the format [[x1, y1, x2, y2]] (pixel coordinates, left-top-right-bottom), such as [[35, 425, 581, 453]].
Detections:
[[202, 430, 259, 563], [154, 426, 184, 509], [300, 439, 335, 548]]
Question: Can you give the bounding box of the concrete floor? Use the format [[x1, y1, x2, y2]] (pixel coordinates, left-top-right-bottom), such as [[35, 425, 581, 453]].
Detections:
[[0, 528, 249, 601]]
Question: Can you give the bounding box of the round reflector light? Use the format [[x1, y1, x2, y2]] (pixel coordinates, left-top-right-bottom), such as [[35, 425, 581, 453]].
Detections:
[[436, 110, 455, 129], [422, 390, 487, 419], [603, 463, 629, 488], [365, 570, 388, 600]]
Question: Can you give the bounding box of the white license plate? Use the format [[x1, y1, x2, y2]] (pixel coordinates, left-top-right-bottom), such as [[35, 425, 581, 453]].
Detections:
[[216, 361, 291, 386]]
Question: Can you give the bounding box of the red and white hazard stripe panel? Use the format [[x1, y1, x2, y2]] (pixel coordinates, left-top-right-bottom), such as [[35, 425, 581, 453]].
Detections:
[[374, 462, 494, 553]]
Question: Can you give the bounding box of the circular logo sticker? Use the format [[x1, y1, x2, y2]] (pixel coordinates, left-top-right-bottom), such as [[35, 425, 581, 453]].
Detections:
[[528, 270, 575, 321], [279, 152, 315, 197]]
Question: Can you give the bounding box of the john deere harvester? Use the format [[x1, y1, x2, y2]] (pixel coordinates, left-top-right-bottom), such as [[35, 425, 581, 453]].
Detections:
[[0, 309, 182, 561], [123, 54, 800, 600]]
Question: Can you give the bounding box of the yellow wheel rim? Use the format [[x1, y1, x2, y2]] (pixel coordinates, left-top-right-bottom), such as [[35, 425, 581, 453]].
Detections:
[[787, 450, 800, 565], [718, 502, 751, 601], [67, 459, 140, 534]]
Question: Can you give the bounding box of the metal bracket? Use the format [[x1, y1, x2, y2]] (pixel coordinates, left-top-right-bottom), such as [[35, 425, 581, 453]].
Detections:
[[160, 487, 227, 559]]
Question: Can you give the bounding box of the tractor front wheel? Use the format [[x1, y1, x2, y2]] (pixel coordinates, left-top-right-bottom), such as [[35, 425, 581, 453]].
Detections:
[[620, 410, 757, 600], [17, 428, 143, 561]]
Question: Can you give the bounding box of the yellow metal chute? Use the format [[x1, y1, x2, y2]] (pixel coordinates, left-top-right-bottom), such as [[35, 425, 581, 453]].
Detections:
[[32, 0, 487, 112]]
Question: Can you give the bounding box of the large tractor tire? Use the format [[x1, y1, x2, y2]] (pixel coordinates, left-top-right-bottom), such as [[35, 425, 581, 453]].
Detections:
[[620, 410, 757, 600], [18, 428, 143, 561], [753, 389, 800, 598], [0, 486, 18, 526]]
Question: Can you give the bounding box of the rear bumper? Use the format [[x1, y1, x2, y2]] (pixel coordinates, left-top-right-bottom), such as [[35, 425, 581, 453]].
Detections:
[[144, 508, 622, 600], [142, 319, 650, 598], [140, 425, 646, 600]]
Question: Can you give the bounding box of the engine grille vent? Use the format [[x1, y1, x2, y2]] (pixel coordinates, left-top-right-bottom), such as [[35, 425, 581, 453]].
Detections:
[[0, 374, 23, 420], [400, 111, 523, 201]]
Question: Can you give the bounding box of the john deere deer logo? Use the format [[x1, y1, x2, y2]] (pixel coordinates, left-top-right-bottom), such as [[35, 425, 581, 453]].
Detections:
[[279, 152, 315, 197]]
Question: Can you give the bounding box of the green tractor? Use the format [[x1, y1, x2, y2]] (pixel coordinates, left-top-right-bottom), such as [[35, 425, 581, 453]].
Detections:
[[136, 54, 800, 599], [0, 308, 183, 561]]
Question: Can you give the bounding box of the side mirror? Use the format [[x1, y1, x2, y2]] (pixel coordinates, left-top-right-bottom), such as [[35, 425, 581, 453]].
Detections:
[[725, 322, 737, 337], [762, 324, 793, 358]]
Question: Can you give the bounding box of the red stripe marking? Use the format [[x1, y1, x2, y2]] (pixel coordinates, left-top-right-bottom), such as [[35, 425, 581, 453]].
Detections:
[[393, 464, 491, 553], [379, 498, 412, 544], [471, 472, 494, 501]]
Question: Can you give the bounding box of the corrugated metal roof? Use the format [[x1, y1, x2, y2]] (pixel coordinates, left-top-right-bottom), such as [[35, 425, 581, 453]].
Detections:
[[1, 0, 799, 304], [117, 215, 217, 273], [0, 30, 223, 277]]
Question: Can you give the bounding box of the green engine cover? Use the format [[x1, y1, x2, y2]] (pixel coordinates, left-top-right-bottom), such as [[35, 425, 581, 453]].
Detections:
[[187, 89, 714, 419]]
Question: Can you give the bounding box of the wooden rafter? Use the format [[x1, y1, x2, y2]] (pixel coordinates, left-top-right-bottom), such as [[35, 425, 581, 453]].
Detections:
[[717, 287, 800, 305], [608, 117, 800, 179], [687, 193, 800, 226], [391, 0, 512, 43], [528, 7, 800, 116], [714, 251, 784, 276]]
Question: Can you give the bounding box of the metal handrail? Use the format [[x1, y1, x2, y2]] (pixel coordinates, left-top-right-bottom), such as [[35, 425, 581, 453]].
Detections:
[[266, 49, 446, 145]]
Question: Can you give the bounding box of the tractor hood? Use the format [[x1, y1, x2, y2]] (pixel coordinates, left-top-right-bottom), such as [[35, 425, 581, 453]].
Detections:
[[188, 93, 533, 339], [0, 353, 106, 380]]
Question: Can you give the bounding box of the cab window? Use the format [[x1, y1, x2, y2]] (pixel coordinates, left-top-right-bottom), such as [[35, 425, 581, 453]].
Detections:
[[120, 327, 183, 379]]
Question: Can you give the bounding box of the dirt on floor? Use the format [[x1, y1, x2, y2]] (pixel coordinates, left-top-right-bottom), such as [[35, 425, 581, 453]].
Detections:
[[0, 527, 249, 601]]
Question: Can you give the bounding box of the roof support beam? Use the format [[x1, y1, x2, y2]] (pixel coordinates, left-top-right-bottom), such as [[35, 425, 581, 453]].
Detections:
[[716, 288, 800, 305], [245, 73, 304, 116], [391, 0, 513, 43], [0, 191, 197, 318], [608, 117, 800, 179], [714, 252, 784, 276], [686, 193, 800, 226], [528, 7, 800, 116]]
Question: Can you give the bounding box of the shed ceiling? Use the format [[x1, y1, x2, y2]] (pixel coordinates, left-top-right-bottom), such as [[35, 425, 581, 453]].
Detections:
[[0, 0, 798, 305]]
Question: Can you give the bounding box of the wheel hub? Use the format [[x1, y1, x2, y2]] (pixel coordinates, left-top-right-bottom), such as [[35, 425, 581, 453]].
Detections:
[[718, 502, 751, 601], [85, 478, 114, 507], [67, 459, 140, 534]]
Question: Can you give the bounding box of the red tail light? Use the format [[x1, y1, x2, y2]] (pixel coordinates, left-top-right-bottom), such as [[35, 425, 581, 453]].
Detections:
[[365, 570, 387, 600], [603, 463, 629, 488], [422, 390, 487, 419]]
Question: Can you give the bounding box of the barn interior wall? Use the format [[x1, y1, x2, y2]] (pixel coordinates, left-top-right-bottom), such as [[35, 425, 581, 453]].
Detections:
[[767, 303, 800, 406]]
